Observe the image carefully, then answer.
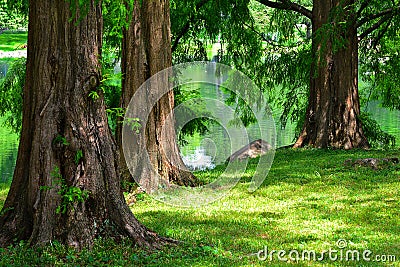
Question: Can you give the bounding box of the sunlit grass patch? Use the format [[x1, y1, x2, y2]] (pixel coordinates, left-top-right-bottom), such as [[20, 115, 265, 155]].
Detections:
[[131, 148, 399, 266], [0, 31, 27, 52], [0, 148, 399, 266]]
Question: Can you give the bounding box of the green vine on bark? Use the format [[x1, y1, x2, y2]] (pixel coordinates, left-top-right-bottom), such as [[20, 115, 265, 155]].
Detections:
[[56, 185, 90, 214], [123, 117, 142, 134], [49, 166, 90, 214], [74, 149, 83, 164], [53, 134, 70, 146]]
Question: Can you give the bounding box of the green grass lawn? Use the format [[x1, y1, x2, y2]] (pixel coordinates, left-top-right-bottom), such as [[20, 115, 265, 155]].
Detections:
[[0, 149, 399, 266], [0, 31, 27, 52]]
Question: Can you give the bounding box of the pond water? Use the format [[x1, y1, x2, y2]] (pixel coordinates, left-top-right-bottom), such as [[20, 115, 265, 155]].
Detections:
[[0, 60, 399, 180], [0, 60, 10, 79], [181, 99, 400, 170], [0, 117, 18, 183], [365, 101, 400, 142], [177, 63, 287, 170]]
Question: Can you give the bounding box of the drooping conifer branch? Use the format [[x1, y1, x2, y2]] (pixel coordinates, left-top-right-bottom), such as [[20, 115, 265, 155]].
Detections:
[[256, 0, 312, 19], [358, 13, 393, 41], [171, 0, 211, 53], [356, 6, 398, 28]]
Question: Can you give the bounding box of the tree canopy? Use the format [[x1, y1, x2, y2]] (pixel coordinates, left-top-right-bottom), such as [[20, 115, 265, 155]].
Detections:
[[170, 0, 400, 148]]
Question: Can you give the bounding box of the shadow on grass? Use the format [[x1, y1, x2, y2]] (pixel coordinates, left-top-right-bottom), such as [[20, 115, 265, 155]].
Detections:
[[132, 149, 399, 266]]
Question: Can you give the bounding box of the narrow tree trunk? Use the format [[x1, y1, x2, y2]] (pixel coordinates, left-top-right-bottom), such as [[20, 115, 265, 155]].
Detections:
[[117, 0, 197, 191], [294, 0, 369, 149], [0, 0, 168, 249]]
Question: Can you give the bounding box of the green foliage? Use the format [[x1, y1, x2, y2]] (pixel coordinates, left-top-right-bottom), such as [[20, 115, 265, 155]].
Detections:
[[360, 32, 400, 111], [172, 0, 400, 142], [88, 90, 100, 100], [100, 53, 122, 133], [51, 166, 89, 214], [0, 57, 25, 134], [56, 186, 89, 214], [51, 166, 63, 180], [174, 80, 211, 145], [171, 0, 312, 132], [106, 107, 124, 134], [0, 0, 28, 30], [106, 107, 124, 118], [103, 0, 134, 50], [74, 150, 83, 164], [359, 112, 396, 149], [123, 117, 141, 134], [53, 135, 70, 146]]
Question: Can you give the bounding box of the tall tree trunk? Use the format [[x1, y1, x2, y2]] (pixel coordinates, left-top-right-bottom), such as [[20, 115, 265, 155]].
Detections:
[[117, 0, 197, 191], [0, 0, 167, 249], [294, 0, 369, 149]]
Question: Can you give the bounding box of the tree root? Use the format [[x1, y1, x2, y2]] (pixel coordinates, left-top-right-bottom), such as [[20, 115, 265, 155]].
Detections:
[[344, 157, 399, 170]]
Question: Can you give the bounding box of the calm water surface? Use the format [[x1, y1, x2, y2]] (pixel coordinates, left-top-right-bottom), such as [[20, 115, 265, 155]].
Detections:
[[0, 117, 18, 183], [0, 62, 399, 179]]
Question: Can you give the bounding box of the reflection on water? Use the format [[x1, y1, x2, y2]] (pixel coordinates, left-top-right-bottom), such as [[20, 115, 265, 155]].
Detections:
[[178, 66, 400, 171], [182, 147, 215, 171], [0, 60, 10, 79], [365, 101, 400, 143], [0, 60, 18, 183], [0, 117, 18, 183], [177, 63, 293, 170], [0, 64, 399, 181]]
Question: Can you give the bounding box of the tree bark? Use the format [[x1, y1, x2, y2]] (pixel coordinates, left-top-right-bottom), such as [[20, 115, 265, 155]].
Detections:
[[117, 0, 197, 191], [294, 0, 369, 149], [0, 0, 168, 249]]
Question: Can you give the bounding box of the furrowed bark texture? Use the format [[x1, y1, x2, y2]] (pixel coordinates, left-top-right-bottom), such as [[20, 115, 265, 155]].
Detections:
[[0, 0, 168, 249], [117, 0, 197, 191], [294, 0, 369, 149]]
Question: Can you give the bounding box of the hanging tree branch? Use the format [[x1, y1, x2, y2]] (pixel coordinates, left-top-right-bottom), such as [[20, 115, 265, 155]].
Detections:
[[243, 22, 305, 49], [171, 0, 211, 53], [256, 0, 312, 19], [356, 6, 399, 28], [358, 13, 393, 41], [371, 16, 393, 48]]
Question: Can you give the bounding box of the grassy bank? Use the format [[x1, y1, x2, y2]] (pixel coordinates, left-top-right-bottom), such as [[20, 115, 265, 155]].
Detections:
[[0, 148, 399, 266], [0, 31, 27, 52]]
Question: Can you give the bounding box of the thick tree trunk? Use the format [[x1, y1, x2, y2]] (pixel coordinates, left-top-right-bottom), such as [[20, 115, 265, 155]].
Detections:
[[0, 0, 168, 249], [117, 0, 197, 191], [294, 0, 369, 149]]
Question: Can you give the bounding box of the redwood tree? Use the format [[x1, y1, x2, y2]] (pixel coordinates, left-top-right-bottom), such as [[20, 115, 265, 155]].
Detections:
[[171, 0, 399, 149], [255, 0, 399, 148], [0, 0, 166, 248], [292, 0, 369, 149], [117, 0, 197, 190]]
